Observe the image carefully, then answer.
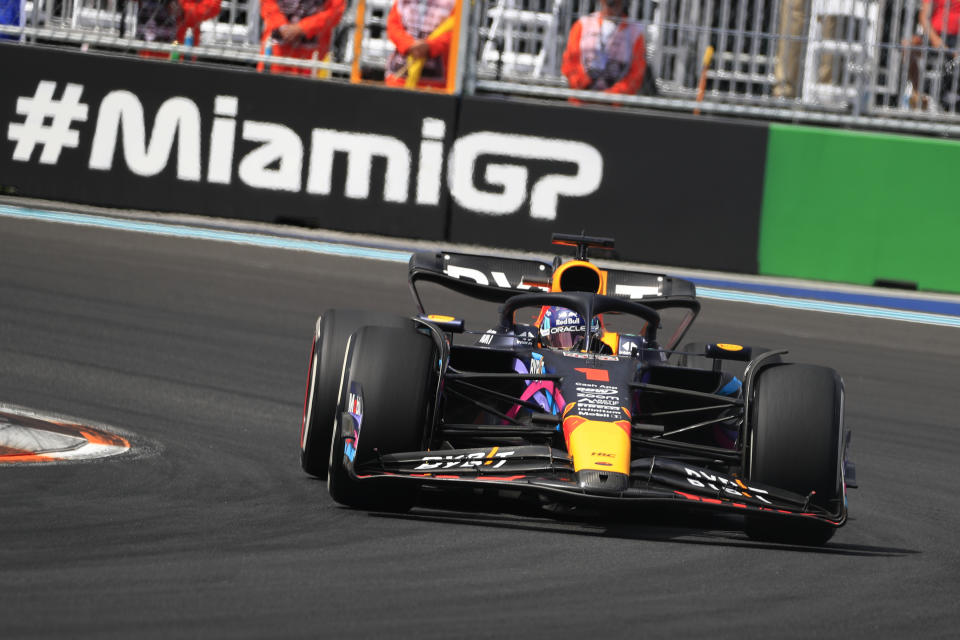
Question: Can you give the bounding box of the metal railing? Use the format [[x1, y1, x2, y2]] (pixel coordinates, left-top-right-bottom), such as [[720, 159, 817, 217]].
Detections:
[[469, 0, 960, 122], [10, 0, 260, 46], [3, 0, 960, 134]]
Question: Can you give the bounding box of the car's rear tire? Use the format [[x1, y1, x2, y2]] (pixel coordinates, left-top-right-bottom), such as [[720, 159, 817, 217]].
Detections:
[[745, 363, 845, 546], [300, 310, 410, 478], [328, 325, 435, 511]]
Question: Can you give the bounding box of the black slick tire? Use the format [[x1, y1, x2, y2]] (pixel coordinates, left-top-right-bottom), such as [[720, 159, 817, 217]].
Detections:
[[328, 325, 434, 511], [745, 363, 845, 546], [300, 309, 409, 478]]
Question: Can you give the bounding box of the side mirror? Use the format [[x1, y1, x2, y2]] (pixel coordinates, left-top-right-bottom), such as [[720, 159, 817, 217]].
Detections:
[[705, 343, 753, 362], [419, 314, 465, 334]]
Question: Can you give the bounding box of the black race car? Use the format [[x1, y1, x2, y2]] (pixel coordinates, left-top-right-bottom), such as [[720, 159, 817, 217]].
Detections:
[[299, 234, 855, 545]]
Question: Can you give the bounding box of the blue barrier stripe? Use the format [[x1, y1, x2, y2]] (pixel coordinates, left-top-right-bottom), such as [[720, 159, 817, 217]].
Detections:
[[2, 203, 959, 327], [691, 276, 960, 317], [697, 287, 960, 328]]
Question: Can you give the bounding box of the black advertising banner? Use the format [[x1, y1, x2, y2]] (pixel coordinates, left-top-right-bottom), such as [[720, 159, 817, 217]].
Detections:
[[0, 43, 769, 271], [0, 43, 456, 239], [448, 96, 768, 273]]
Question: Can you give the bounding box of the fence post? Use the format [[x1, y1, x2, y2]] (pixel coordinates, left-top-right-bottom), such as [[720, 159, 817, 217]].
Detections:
[[462, 0, 483, 95], [447, 0, 472, 95], [350, 0, 367, 84]]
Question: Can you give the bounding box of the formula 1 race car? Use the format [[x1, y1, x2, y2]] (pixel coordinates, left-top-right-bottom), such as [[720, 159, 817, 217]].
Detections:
[[299, 234, 856, 545]]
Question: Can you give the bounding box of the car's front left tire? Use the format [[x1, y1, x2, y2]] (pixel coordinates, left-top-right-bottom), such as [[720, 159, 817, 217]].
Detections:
[[327, 324, 435, 511]]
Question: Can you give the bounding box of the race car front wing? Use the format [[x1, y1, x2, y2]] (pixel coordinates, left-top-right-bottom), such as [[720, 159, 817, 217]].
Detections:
[[349, 445, 846, 526]]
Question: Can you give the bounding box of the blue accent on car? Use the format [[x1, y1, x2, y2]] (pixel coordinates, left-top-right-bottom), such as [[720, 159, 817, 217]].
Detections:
[[530, 351, 544, 371], [513, 353, 560, 418], [718, 376, 742, 396], [344, 382, 364, 462]]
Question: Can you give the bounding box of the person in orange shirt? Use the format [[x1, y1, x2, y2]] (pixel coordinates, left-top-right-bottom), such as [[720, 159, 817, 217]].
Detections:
[[384, 0, 456, 89], [259, 0, 345, 76], [136, 0, 222, 59], [562, 0, 646, 96]]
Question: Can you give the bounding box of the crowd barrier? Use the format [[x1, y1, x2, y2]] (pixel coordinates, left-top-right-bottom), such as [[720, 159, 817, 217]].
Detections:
[[6, 0, 960, 135], [2, 43, 959, 293]]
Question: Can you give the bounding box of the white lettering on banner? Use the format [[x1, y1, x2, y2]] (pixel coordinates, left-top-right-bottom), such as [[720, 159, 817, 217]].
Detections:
[[8, 81, 88, 165], [307, 129, 411, 202], [207, 95, 238, 184], [238, 121, 303, 192], [416, 118, 445, 205], [89, 90, 201, 181], [447, 132, 603, 220], [7, 82, 606, 216]]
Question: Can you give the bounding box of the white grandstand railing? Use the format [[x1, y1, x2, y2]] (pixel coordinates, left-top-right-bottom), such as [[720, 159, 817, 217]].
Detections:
[[475, 77, 960, 136], [4, 0, 960, 133], [344, 0, 395, 71], [14, 0, 261, 45], [0, 24, 352, 75], [468, 0, 960, 128]]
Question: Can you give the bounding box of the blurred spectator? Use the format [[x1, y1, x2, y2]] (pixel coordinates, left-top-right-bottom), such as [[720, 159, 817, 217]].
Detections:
[[1, 0, 22, 41], [561, 0, 647, 95], [259, 0, 345, 76], [773, 0, 838, 99], [385, 0, 457, 89], [904, 0, 960, 110], [136, 0, 222, 59]]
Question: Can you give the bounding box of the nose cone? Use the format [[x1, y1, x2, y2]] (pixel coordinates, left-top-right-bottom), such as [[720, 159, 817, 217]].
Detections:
[[578, 469, 629, 494], [563, 416, 631, 474]]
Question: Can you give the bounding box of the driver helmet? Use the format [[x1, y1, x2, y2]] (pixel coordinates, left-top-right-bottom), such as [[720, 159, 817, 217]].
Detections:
[[539, 306, 598, 351]]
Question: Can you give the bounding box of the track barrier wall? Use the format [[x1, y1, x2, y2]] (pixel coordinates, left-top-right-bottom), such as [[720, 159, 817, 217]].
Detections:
[[2, 43, 960, 293], [448, 96, 767, 273], [760, 124, 960, 293], [0, 44, 456, 239]]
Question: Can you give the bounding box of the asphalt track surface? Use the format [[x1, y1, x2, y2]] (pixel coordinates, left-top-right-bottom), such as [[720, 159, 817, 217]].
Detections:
[[1, 214, 959, 638]]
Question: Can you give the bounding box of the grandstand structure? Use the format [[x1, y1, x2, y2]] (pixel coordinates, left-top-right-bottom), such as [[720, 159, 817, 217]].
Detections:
[[2, 0, 959, 135]]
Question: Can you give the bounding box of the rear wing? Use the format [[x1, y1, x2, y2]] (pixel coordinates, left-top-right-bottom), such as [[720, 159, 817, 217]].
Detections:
[[606, 268, 696, 300], [408, 251, 697, 312]]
